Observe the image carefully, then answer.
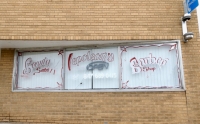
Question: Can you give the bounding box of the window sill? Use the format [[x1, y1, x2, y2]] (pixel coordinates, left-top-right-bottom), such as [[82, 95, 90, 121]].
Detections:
[[12, 88, 185, 92]]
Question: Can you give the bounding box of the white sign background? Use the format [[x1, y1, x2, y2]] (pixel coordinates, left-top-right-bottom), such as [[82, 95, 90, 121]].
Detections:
[[17, 51, 63, 89], [65, 48, 119, 89], [121, 43, 181, 89]]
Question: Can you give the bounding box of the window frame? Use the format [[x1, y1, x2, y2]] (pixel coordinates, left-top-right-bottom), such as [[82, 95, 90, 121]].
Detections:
[[12, 40, 186, 92], [12, 50, 65, 90]]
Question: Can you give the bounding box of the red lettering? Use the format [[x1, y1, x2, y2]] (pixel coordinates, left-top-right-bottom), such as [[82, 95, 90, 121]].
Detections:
[[90, 53, 96, 61], [70, 51, 115, 67], [107, 53, 114, 62], [72, 58, 77, 65], [23, 58, 33, 74], [95, 53, 103, 60], [101, 53, 107, 61], [32, 57, 50, 69], [68, 53, 73, 71], [23, 57, 51, 74], [39, 68, 49, 72], [130, 53, 168, 74], [76, 56, 82, 66]]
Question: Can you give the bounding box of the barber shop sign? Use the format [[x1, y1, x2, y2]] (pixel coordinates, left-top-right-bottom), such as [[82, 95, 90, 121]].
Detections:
[[120, 43, 181, 89]]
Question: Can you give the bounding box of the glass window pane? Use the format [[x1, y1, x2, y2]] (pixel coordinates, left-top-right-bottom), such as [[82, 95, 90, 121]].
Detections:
[[92, 47, 119, 89], [120, 43, 181, 89], [17, 50, 64, 90], [65, 50, 92, 89]]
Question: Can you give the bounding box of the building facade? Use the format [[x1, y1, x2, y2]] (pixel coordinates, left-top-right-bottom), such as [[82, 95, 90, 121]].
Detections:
[[0, 0, 200, 123]]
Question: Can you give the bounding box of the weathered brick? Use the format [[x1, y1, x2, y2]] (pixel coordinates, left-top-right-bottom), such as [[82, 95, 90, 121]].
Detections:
[[0, 0, 200, 123]]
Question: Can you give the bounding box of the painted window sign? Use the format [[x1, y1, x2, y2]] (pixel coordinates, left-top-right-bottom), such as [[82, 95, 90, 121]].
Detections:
[[65, 48, 119, 89], [120, 43, 182, 89], [13, 41, 184, 91], [86, 61, 109, 71], [16, 50, 64, 89]]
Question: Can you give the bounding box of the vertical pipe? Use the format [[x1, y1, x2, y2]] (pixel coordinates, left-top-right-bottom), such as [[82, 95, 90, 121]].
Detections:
[[183, 0, 188, 14], [118, 46, 122, 89], [182, 19, 188, 35]]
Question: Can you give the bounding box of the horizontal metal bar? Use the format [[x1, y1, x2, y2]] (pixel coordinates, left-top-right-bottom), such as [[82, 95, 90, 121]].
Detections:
[[12, 40, 179, 52], [12, 88, 185, 92]]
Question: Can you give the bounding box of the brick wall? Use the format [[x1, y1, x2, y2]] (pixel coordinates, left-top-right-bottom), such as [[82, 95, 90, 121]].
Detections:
[[0, 0, 183, 40], [0, 0, 200, 123]]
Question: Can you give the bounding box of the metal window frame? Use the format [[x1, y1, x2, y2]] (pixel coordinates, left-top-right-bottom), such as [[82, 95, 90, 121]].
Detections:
[[12, 40, 185, 92]]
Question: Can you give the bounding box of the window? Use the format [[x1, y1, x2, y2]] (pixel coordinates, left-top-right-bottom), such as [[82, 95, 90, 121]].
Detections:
[[120, 43, 182, 89], [12, 41, 185, 91], [65, 48, 119, 89], [14, 50, 64, 90]]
